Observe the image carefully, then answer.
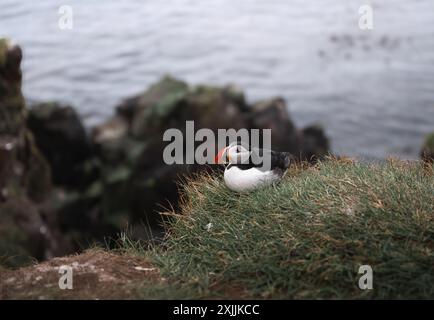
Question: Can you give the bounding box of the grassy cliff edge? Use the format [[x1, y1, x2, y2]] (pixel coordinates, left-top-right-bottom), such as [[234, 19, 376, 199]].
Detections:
[[2, 159, 434, 299], [142, 158, 434, 299]]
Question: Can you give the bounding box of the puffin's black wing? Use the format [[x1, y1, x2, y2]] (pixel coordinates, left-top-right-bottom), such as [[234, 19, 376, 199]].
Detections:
[[230, 148, 293, 171], [252, 148, 293, 170]]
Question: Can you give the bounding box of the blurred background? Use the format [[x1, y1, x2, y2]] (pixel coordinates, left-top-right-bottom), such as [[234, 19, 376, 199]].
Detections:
[[1, 0, 433, 159]]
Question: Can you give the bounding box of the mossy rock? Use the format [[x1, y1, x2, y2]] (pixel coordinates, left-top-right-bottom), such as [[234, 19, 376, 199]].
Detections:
[[0, 38, 26, 135], [136, 75, 189, 113], [0, 39, 59, 268], [421, 133, 434, 162], [0, 38, 8, 68], [130, 76, 189, 136]]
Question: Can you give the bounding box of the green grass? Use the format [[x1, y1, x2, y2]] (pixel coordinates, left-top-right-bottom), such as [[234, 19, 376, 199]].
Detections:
[[123, 159, 434, 299]]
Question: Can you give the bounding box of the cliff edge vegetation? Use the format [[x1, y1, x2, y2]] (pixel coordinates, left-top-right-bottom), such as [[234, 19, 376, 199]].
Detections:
[[2, 159, 433, 299]]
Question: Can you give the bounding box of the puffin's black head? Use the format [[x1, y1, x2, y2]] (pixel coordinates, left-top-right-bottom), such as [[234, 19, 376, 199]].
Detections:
[[214, 143, 249, 165]]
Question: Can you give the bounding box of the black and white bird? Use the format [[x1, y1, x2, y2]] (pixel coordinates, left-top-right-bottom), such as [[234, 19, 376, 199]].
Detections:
[[214, 143, 293, 192]]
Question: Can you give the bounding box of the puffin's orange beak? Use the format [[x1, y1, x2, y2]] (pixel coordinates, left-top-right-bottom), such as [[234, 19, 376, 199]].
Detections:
[[214, 147, 228, 164]]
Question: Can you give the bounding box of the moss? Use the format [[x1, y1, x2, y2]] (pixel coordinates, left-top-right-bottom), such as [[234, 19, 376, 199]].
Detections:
[[189, 85, 221, 105], [423, 133, 434, 151], [132, 76, 189, 133], [0, 38, 8, 68], [140, 75, 188, 116]]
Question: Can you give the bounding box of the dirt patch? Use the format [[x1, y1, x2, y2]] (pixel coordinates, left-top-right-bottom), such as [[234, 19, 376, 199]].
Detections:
[[0, 249, 160, 299]]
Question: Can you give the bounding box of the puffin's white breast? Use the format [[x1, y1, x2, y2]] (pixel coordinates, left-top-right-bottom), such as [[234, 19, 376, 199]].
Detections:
[[223, 166, 282, 192]]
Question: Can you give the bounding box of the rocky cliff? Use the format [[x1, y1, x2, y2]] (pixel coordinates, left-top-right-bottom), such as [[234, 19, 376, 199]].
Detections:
[[0, 39, 69, 267]]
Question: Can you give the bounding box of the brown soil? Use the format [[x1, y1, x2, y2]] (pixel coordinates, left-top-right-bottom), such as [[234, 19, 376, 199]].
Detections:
[[0, 249, 161, 300]]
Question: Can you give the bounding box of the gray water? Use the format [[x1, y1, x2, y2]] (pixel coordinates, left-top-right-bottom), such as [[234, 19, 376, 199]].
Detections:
[[1, 0, 434, 159]]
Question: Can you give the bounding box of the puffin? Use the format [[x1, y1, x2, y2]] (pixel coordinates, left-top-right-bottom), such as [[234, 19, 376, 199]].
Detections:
[[214, 143, 294, 192]]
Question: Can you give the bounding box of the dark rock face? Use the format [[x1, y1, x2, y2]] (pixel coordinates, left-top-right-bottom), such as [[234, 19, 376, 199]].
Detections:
[[0, 39, 69, 267], [420, 133, 434, 163], [301, 124, 330, 161], [27, 102, 95, 188]]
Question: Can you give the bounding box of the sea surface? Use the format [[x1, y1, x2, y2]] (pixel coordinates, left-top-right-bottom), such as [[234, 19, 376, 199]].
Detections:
[[1, 0, 434, 159]]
